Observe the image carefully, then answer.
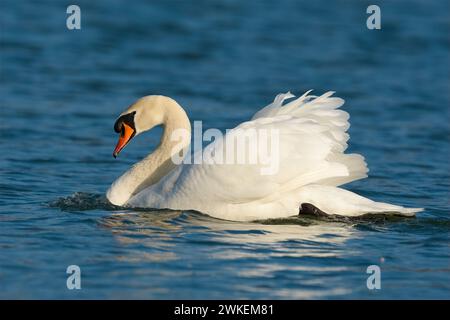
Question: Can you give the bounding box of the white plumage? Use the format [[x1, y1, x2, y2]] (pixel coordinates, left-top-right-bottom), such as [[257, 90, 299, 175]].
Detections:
[[108, 91, 422, 221]]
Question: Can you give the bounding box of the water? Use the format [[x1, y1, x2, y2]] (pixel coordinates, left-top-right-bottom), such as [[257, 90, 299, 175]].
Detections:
[[1, 0, 449, 299]]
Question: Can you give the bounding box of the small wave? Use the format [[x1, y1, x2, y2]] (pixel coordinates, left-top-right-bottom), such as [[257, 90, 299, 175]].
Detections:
[[48, 193, 420, 226], [255, 213, 414, 226], [48, 192, 119, 211]]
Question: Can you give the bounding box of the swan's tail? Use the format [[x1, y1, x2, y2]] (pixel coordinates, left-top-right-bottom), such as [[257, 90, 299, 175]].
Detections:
[[297, 184, 423, 217]]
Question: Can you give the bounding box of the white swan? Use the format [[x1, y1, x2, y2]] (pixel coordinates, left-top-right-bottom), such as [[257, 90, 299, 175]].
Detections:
[[106, 91, 422, 221]]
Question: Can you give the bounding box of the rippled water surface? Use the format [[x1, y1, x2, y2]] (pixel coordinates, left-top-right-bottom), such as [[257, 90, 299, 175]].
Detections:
[[1, 0, 449, 299]]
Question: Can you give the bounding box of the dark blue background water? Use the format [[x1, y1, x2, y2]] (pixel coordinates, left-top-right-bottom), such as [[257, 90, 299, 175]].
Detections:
[[1, 0, 449, 299]]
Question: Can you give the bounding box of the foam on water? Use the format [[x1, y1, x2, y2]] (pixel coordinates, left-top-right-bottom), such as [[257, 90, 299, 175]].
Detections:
[[48, 192, 117, 211]]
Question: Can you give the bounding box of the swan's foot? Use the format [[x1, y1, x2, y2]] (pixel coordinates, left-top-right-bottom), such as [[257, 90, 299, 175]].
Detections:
[[299, 203, 329, 217]]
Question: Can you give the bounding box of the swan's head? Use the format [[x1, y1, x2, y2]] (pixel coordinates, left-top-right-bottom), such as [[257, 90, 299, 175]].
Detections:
[[112, 95, 167, 158]]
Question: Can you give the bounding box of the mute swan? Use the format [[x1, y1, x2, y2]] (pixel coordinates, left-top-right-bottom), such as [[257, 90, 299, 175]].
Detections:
[[106, 91, 422, 221]]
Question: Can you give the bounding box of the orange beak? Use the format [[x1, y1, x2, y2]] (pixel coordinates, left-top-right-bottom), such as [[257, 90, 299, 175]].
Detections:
[[113, 123, 135, 158]]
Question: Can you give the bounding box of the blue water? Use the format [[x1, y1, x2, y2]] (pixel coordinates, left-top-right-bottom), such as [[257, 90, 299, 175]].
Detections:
[[1, 0, 449, 299]]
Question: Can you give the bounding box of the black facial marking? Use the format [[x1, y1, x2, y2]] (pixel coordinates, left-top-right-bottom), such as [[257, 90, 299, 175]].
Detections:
[[114, 111, 136, 133]]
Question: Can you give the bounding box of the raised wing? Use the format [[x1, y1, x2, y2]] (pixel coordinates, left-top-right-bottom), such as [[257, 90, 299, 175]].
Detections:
[[173, 91, 368, 204]]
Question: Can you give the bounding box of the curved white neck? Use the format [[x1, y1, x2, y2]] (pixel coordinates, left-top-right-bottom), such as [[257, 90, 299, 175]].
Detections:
[[107, 99, 191, 206]]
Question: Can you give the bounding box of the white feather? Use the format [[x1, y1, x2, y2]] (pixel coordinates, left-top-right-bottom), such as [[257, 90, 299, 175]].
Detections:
[[119, 91, 422, 221]]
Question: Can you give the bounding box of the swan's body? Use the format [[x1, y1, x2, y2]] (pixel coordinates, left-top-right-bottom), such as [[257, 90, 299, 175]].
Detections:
[[107, 91, 422, 221]]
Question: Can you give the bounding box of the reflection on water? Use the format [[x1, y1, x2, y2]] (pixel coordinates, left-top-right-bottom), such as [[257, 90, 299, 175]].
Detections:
[[95, 208, 362, 298], [99, 209, 355, 249], [2, 190, 449, 299], [100, 210, 184, 261], [39, 192, 450, 299], [90, 207, 448, 299]]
